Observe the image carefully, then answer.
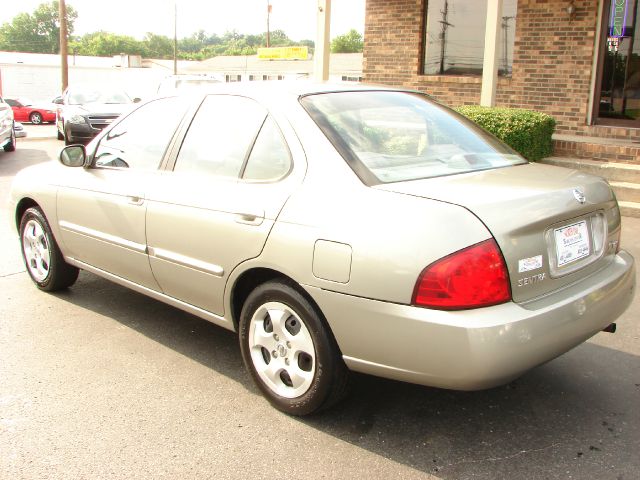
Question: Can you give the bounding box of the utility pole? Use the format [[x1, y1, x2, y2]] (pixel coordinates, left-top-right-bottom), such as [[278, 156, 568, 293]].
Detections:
[[59, 0, 68, 92], [501, 16, 514, 75], [266, 1, 272, 47], [173, 2, 178, 74], [438, 0, 454, 74], [314, 0, 331, 81]]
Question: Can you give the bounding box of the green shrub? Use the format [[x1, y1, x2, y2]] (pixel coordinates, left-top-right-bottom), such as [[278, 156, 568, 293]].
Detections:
[[454, 106, 556, 161]]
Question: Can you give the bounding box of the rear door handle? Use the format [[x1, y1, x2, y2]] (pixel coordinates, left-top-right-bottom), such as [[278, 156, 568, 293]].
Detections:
[[128, 196, 144, 206], [235, 212, 264, 226]]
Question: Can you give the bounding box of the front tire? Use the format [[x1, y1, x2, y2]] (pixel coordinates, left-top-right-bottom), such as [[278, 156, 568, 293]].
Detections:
[[20, 207, 79, 291], [64, 125, 73, 145], [239, 280, 349, 415]]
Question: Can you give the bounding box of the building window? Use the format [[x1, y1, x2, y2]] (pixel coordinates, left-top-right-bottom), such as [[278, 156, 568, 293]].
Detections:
[[225, 74, 242, 82], [423, 0, 517, 76], [341, 75, 363, 82], [248, 74, 285, 81]]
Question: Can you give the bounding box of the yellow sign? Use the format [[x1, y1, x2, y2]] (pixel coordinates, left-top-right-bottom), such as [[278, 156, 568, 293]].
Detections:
[[257, 46, 308, 60]]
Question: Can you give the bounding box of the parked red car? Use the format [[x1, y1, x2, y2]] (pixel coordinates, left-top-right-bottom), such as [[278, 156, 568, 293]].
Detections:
[[5, 98, 56, 124]]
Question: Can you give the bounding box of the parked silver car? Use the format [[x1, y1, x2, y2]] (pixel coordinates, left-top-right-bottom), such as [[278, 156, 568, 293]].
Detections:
[[10, 83, 635, 415], [0, 95, 17, 152]]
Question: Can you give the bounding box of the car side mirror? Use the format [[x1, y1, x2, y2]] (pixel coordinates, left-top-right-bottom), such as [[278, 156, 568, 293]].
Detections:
[[60, 145, 86, 167], [53, 97, 64, 105], [133, 97, 141, 103]]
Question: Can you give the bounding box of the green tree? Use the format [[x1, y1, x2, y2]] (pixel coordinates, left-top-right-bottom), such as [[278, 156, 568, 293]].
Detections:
[[143, 33, 174, 58], [71, 31, 147, 57], [0, 1, 77, 53], [330, 29, 363, 53], [268, 29, 292, 47], [298, 39, 315, 55]]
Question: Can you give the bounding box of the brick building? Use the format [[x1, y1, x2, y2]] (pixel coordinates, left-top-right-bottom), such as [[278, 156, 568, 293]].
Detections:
[[362, 0, 640, 164]]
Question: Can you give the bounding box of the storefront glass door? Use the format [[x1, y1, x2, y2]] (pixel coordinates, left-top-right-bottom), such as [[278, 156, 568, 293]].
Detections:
[[596, 0, 640, 126]]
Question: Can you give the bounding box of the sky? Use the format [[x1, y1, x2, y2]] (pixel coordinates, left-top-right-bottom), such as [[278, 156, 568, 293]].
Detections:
[[0, 0, 365, 42]]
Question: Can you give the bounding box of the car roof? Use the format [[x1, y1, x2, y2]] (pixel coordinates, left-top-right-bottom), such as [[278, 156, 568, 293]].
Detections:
[[165, 81, 411, 100]]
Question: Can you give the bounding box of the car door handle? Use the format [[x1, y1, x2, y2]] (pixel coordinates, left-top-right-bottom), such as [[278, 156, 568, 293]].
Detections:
[[235, 212, 264, 226], [127, 196, 144, 206]]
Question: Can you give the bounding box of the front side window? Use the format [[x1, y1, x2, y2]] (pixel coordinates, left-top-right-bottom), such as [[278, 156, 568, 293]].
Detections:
[[174, 95, 267, 178], [423, 0, 517, 76], [301, 91, 525, 185], [93, 97, 188, 170]]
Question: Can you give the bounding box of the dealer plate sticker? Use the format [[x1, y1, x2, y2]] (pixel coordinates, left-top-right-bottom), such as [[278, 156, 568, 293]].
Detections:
[[554, 220, 590, 267], [518, 255, 543, 273]]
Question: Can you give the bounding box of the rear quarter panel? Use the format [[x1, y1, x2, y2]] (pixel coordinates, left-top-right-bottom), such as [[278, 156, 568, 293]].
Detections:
[[250, 105, 492, 305]]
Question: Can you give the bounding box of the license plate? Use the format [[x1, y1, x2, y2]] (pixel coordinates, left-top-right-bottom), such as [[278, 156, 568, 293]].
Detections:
[[554, 220, 590, 267]]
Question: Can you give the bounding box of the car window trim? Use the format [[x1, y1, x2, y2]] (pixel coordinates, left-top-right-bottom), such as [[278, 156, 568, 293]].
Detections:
[[239, 115, 294, 184], [88, 96, 190, 172], [238, 115, 268, 180], [166, 94, 268, 180], [163, 94, 208, 172]]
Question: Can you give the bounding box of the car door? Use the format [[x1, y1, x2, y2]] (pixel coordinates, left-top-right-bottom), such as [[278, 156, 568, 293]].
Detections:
[[56, 97, 189, 290], [145, 94, 298, 316]]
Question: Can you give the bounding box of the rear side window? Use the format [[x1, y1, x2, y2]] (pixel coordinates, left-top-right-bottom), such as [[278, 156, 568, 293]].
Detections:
[[300, 91, 525, 185], [174, 95, 267, 178], [242, 116, 291, 181], [93, 97, 188, 170]]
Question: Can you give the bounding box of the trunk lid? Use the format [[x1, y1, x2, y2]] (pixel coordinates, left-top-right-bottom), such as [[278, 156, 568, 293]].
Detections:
[[375, 163, 621, 303]]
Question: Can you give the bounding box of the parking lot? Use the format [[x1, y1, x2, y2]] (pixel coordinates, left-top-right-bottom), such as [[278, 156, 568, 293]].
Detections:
[[1, 129, 639, 480]]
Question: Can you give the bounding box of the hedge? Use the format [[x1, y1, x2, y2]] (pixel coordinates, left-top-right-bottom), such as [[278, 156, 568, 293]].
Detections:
[[454, 106, 556, 162]]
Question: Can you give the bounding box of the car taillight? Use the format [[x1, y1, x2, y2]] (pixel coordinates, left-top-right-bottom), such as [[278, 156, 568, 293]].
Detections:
[[412, 239, 511, 310]]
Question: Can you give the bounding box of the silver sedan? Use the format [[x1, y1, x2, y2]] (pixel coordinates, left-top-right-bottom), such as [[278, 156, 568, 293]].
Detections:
[[10, 83, 635, 415]]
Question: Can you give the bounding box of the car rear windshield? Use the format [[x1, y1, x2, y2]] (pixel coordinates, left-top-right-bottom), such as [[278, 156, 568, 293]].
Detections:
[[300, 91, 526, 185]]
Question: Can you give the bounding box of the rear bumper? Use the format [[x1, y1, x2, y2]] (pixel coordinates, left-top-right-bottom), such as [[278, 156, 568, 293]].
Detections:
[[305, 250, 635, 390]]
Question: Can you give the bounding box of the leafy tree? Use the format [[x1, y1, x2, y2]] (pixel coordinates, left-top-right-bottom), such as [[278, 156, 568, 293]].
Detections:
[[143, 33, 174, 59], [298, 39, 315, 50], [268, 29, 292, 47], [0, 1, 77, 53], [71, 31, 147, 57], [0, 5, 356, 60], [330, 29, 363, 53]]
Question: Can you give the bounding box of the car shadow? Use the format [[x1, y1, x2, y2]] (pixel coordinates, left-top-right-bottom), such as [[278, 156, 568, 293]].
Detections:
[[0, 142, 58, 179], [49, 271, 640, 480]]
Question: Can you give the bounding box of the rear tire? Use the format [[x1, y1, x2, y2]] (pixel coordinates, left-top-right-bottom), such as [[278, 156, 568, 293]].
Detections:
[[239, 280, 349, 415], [19, 207, 79, 291], [30, 112, 43, 125]]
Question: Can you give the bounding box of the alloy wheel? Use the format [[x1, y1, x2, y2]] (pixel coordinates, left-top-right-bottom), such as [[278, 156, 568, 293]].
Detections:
[[248, 301, 316, 398], [22, 219, 51, 282]]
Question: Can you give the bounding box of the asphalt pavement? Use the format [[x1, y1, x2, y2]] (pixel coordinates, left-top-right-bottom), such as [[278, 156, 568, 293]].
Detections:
[[1, 131, 639, 480]]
